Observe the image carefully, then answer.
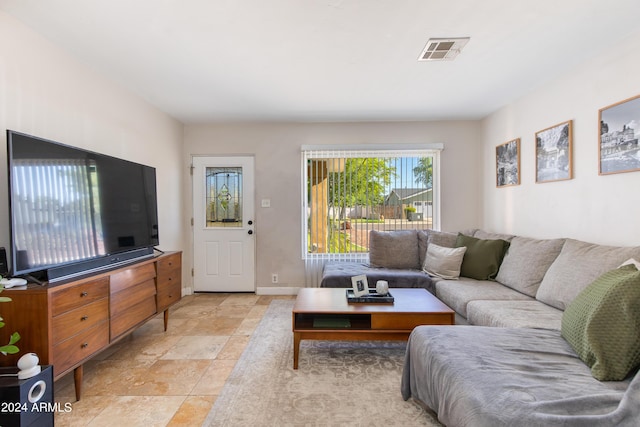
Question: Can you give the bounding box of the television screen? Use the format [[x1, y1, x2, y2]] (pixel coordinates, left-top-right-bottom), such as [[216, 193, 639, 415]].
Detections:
[[6, 130, 159, 281]]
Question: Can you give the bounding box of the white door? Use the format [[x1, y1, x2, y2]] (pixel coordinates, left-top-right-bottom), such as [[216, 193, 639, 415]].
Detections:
[[192, 156, 255, 292]]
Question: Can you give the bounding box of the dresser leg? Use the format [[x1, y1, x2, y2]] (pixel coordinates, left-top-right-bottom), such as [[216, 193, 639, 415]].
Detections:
[[163, 309, 169, 331], [74, 365, 83, 401]]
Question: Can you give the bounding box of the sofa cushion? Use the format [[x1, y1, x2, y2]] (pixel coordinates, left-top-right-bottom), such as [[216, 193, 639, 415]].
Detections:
[[435, 278, 531, 318], [418, 230, 460, 267], [455, 233, 510, 280], [417, 230, 430, 267], [472, 229, 515, 242], [422, 243, 467, 280], [467, 300, 562, 330], [561, 264, 640, 381], [368, 230, 419, 270], [536, 239, 640, 310], [430, 230, 459, 248], [495, 237, 565, 297]]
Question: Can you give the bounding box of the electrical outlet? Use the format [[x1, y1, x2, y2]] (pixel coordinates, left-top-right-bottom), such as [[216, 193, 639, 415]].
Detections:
[[271, 273, 278, 283]]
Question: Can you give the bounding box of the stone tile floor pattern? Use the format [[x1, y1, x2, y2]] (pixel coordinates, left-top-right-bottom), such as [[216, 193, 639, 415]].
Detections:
[[54, 293, 295, 426]]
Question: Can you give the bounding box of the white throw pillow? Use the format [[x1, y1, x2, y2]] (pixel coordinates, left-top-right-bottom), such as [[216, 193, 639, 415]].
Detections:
[[422, 243, 467, 280], [619, 258, 640, 269]]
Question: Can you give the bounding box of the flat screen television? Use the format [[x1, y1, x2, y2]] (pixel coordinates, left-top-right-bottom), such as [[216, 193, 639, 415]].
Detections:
[[6, 130, 159, 282]]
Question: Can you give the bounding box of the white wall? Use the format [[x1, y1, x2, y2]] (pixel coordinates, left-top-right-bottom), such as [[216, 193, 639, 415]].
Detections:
[[0, 12, 186, 276], [481, 30, 640, 246], [184, 121, 482, 291]]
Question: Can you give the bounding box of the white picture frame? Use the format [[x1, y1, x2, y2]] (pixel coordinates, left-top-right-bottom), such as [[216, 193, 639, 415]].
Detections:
[[351, 274, 369, 297]]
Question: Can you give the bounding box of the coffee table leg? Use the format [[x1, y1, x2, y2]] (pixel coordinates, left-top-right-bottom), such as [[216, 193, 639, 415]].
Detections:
[[293, 332, 301, 369]]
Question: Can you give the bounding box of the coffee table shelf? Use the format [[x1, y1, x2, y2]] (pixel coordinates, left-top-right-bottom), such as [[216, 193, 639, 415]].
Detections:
[[292, 288, 454, 369], [294, 313, 372, 330]]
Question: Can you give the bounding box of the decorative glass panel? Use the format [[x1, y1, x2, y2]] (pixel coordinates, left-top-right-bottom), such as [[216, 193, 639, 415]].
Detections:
[[205, 167, 242, 228]]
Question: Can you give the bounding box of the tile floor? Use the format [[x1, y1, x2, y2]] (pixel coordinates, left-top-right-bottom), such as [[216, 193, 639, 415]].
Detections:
[[53, 293, 294, 426]]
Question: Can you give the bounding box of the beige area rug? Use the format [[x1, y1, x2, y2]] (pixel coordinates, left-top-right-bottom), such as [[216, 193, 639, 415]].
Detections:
[[203, 300, 441, 426]]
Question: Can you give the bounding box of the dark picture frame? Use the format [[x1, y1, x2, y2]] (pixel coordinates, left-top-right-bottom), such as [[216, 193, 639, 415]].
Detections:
[[496, 138, 520, 187], [535, 120, 573, 183], [599, 94, 640, 175]]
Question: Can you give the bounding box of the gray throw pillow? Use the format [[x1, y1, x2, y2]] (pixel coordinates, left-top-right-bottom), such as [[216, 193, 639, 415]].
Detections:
[[368, 230, 420, 270]]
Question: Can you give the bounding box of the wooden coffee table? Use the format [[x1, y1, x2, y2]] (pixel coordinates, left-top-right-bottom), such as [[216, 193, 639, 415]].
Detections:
[[292, 287, 455, 369]]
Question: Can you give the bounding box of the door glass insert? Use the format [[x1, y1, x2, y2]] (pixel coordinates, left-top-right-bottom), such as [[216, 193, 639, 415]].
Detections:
[[205, 167, 242, 228]]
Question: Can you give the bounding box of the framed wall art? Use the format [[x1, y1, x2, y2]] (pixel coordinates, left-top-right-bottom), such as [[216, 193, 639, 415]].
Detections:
[[535, 120, 573, 183], [599, 94, 640, 175], [496, 138, 520, 187]]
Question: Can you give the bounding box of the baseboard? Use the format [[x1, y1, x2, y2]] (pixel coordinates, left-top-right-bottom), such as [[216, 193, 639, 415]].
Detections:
[[256, 286, 301, 295], [183, 286, 302, 295]]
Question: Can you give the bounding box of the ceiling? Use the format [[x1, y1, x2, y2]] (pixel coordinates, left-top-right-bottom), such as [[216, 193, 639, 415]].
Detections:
[[2, 0, 640, 124]]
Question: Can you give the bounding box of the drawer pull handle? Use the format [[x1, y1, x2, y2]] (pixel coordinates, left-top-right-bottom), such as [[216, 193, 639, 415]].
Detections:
[[81, 316, 88, 321], [80, 292, 88, 297], [81, 343, 89, 349]]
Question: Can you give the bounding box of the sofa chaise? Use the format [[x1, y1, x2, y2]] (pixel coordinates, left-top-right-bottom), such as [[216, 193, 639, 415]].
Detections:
[[321, 228, 640, 426]]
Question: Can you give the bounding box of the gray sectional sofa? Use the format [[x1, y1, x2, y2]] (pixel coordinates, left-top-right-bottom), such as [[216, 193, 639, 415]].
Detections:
[[321, 228, 640, 426]]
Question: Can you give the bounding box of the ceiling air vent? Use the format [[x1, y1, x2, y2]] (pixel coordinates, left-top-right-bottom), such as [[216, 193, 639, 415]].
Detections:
[[418, 37, 470, 61]]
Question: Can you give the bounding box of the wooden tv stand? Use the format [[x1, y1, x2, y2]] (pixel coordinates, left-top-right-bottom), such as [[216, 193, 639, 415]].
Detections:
[[0, 251, 182, 401]]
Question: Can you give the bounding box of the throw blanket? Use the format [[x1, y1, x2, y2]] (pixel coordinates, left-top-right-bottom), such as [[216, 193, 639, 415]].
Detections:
[[321, 261, 435, 291], [401, 326, 640, 427]]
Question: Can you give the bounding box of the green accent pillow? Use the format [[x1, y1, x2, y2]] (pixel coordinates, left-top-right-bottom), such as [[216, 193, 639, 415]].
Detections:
[[454, 233, 509, 280], [561, 264, 640, 381]]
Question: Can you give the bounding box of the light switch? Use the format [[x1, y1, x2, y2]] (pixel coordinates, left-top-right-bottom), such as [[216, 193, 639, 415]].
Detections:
[[261, 199, 271, 208]]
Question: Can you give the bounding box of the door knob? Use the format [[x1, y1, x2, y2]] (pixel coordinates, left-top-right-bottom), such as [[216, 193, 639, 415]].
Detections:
[[248, 220, 253, 225], [248, 230, 253, 235]]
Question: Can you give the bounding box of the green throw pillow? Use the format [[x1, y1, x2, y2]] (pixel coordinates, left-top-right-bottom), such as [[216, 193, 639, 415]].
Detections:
[[454, 233, 509, 280], [561, 264, 640, 381]]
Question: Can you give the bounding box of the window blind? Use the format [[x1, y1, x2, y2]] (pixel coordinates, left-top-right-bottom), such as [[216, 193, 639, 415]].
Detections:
[[301, 145, 442, 286]]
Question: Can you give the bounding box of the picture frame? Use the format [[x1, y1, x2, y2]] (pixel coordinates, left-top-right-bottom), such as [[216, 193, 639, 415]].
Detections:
[[598, 94, 640, 175], [496, 138, 520, 187], [351, 274, 369, 297], [535, 120, 573, 183]]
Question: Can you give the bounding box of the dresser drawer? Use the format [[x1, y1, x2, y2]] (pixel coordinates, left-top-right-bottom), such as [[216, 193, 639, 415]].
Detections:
[[51, 278, 110, 316], [157, 280, 182, 311], [110, 262, 156, 294], [156, 252, 181, 278], [52, 298, 109, 343], [156, 267, 181, 289], [53, 321, 109, 376], [111, 298, 157, 339], [110, 279, 156, 317]]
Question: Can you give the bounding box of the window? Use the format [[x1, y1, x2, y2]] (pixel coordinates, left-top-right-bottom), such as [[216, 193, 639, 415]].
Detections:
[[301, 145, 442, 285]]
